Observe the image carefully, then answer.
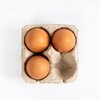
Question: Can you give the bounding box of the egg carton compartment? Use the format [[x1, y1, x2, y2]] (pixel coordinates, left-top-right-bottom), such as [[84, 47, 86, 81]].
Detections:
[[22, 24, 78, 83]]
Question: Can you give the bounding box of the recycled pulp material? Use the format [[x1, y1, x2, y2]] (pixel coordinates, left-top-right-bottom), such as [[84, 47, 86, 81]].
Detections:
[[22, 24, 78, 83]]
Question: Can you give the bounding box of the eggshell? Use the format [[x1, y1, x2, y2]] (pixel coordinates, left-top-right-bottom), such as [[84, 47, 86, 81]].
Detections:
[[25, 28, 49, 53], [52, 28, 76, 52], [25, 55, 50, 80]]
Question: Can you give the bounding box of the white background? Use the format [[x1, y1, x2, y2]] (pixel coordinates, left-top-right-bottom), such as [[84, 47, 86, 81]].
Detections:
[[0, 0, 100, 100]]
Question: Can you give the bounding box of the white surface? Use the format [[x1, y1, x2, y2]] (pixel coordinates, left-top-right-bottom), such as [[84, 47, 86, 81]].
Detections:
[[0, 0, 100, 100]]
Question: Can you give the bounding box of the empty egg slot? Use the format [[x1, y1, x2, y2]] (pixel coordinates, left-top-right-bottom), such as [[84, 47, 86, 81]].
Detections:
[[58, 53, 77, 82]]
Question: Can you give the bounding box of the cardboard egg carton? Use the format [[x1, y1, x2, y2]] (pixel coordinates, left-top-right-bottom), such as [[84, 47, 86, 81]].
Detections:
[[21, 24, 78, 83]]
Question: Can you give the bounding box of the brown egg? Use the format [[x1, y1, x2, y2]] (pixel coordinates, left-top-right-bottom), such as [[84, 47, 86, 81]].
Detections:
[[25, 55, 50, 80], [25, 28, 49, 52], [52, 28, 76, 52]]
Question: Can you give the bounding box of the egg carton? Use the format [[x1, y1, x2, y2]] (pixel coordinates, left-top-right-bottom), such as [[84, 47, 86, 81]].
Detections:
[[21, 24, 78, 83]]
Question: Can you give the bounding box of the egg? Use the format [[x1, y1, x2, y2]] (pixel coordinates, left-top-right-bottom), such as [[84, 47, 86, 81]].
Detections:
[[25, 55, 50, 80], [25, 28, 50, 53], [52, 28, 76, 52]]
